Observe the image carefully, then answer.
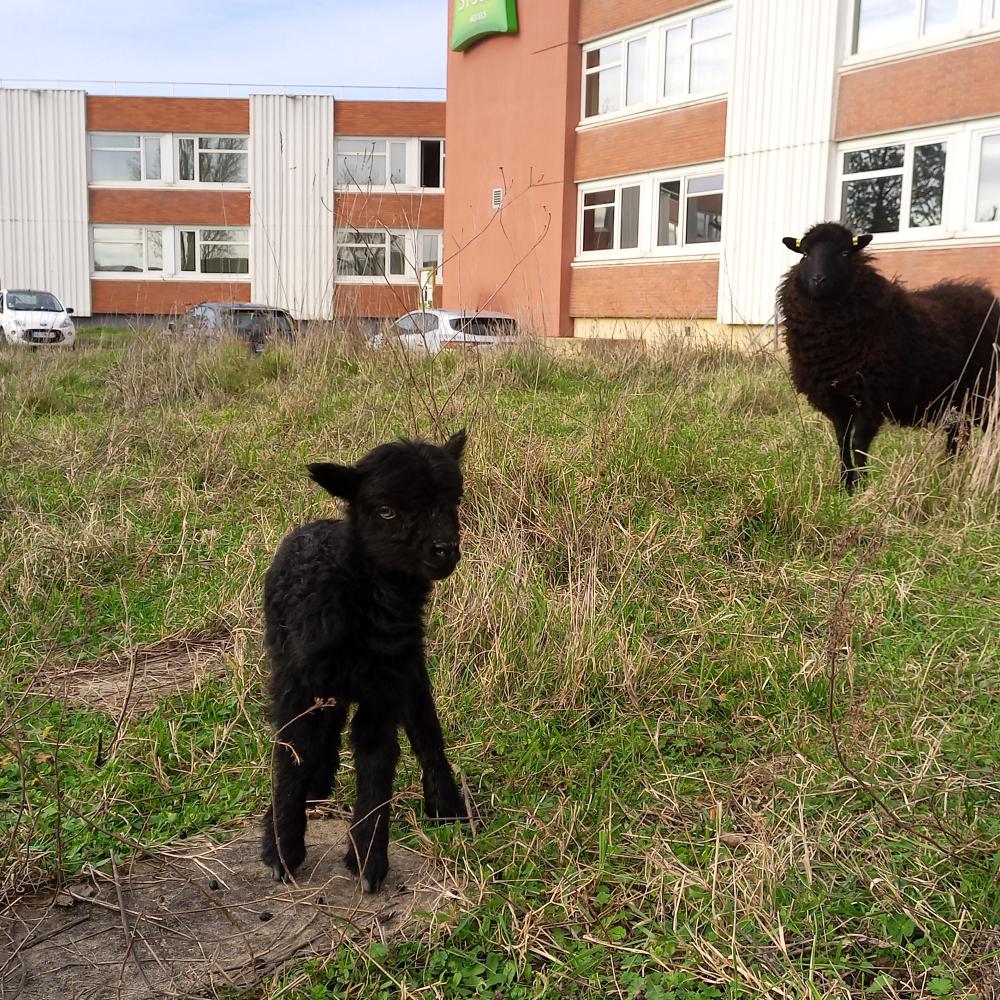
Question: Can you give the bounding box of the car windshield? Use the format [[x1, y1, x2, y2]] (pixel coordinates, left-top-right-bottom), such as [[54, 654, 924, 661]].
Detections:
[[227, 310, 292, 334], [7, 291, 62, 312], [449, 316, 517, 338]]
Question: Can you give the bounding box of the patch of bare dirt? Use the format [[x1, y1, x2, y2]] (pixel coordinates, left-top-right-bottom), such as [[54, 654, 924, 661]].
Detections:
[[35, 630, 238, 717], [0, 811, 461, 999]]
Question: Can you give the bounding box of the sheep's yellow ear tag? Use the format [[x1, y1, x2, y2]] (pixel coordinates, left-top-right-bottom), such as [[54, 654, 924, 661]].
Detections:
[[852, 236, 859, 246], [795, 239, 801, 248]]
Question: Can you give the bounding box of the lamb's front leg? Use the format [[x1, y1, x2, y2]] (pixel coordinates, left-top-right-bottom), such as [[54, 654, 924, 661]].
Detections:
[[345, 705, 399, 893], [403, 668, 467, 822], [831, 409, 856, 492]]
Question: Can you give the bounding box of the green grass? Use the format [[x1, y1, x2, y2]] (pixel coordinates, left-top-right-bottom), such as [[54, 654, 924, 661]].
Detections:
[[1, 329, 998, 998]]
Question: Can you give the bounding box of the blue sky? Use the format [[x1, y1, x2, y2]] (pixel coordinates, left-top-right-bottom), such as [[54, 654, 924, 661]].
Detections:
[[0, 0, 447, 95]]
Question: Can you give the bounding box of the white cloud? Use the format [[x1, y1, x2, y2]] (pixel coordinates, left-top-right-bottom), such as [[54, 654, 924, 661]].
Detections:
[[0, 0, 446, 94]]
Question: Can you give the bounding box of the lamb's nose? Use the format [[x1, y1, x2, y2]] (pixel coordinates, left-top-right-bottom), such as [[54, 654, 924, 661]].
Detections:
[[811, 274, 827, 288], [432, 542, 458, 561]]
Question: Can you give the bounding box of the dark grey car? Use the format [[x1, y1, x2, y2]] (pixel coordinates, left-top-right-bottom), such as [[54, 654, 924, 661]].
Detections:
[[169, 302, 295, 352]]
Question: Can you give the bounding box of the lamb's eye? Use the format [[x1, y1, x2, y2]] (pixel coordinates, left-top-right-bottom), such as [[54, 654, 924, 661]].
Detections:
[[802, 252, 809, 258], [841, 250, 849, 257], [377, 506, 396, 520]]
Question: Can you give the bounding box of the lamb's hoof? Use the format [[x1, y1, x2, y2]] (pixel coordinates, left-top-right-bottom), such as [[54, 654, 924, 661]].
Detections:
[[426, 794, 469, 823], [344, 844, 388, 893], [362, 872, 385, 894], [270, 864, 288, 883]]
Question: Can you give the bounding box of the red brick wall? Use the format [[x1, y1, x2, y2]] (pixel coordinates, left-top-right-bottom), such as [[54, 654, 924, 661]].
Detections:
[[89, 189, 250, 225], [570, 260, 720, 318], [575, 101, 727, 181], [333, 283, 441, 319], [91, 280, 252, 315], [334, 193, 445, 230], [87, 96, 249, 133], [837, 40, 1000, 139], [578, 0, 706, 41], [872, 245, 1000, 291], [335, 101, 445, 137]]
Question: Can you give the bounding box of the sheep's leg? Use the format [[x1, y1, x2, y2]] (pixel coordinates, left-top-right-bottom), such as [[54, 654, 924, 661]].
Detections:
[[848, 412, 883, 492], [261, 710, 322, 881], [403, 671, 467, 821], [831, 411, 856, 492], [306, 702, 349, 802], [345, 705, 399, 893]]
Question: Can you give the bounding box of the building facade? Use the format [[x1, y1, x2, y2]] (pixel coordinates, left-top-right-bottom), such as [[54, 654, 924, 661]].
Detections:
[[443, 0, 1000, 340], [0, 91, 445, 322]]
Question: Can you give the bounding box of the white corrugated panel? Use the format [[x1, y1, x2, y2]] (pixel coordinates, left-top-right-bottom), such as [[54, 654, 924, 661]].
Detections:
[[250, 95, 335, 320], [717, 0, 847, 324], [0, 89, 91, 316]]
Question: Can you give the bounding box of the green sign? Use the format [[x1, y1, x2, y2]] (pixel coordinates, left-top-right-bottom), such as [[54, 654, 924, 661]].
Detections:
[[451, 0, 518, 52]]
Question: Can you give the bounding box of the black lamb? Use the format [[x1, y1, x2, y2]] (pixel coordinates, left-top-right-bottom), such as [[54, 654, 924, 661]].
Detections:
[[779, 222, 999, 492], [261, 431, 469, 892]]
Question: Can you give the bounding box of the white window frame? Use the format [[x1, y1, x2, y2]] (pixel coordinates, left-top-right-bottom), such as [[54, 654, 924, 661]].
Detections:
[[89, 133, 167, 185], [177, 227, 251, 277], [844, 0, 999, 65], [175, 135, 249, 186], [579, 1, 733, 127], [334, 228, 445, 284], [90, 225, 167, 275], [576, 163, 725, 263], [334, 137, 446, 192], [831, 118, 1000, 245]]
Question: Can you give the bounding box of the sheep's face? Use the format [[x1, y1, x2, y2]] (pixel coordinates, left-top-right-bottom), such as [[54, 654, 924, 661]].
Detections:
[[309, 431, 466, 582], [782, 223, 873, 301]]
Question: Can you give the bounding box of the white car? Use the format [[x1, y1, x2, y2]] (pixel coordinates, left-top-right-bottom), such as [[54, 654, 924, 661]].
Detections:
[[383, 309, 519, 355], [0, 289, 77, 348]]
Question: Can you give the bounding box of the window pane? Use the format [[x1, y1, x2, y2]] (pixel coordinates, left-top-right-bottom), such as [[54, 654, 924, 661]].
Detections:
[[909, 142, 946, 227], [144, 137, 161, 180], [391, 142, 407, 185], [180, 231, 196, 271], [420, 140, 442, 187], [93, 226, 144, 242], [390, 234, 406, 275], [199, 151, 248, 183], [664, 25, 689, 97], [91, 149, 141, 181], [201, 241, 249, 274], [583, 206, 615, 251], [91, 134, 140, 149], [923, 0, 959, 32], [178, 138, 195, 181], [201, 228, 248, 243], [692, 7, 732, 37], [620, 186, 640, 250], [585, 66, 621, 117], [626, 37, 646, 106], [338, 153, 387, 186], [584, 189, 616, 207], [93, 240, 143, 272], [690, 34, 731, 94], [422, 233, 440, 269], [976, 134, 1000, 223], [687, 191, 723, 243], [687, 173, 724, 194], [842, 175, 902, 232], [337, 245, 386, 276], [586, 42, 621, 69], [657, 181, 680, 246], [199, 137, 248, 151], [844, 144, 905, 173], [854, 0, 917, 53], [146, 229, 163, 271], [339, 139, 386, 153]]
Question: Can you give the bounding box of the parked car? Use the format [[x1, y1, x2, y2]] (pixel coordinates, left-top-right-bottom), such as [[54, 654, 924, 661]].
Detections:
[[0, 289, 77, 348], [168, 303, 295, 352], [381, 309, 519, 355]]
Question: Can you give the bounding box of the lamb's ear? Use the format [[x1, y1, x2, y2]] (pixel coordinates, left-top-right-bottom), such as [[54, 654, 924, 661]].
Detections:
[[307, 463, 360, 501], [852, 233, 873, 251], [443, 428, 467, 463], [782, 236, 804, 254]]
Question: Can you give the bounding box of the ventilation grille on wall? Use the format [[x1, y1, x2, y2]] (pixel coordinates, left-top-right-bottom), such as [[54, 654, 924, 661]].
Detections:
[[491, 187, 503, 210]]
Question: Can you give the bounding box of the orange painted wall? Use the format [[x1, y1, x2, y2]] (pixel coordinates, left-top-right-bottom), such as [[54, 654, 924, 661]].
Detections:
[[335, 101, 446, 137], [333, 283, 441, 319], [89, 189, 250, 226], [575, 101, 727, 181], [872, 246, 1000, 291], [837, 40, 1000, 139], [87, 96, 249, 133], [334, 193, 445, 230], [570, 260, 720, 318], [91, 280, 251, 315], [444, 0, 581, 337], [578, 0, 709, 41]]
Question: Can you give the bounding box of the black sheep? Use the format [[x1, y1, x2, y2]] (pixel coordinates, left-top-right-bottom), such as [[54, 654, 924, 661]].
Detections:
[[779, 222, 999, 491], [261, 431, 469, 892]]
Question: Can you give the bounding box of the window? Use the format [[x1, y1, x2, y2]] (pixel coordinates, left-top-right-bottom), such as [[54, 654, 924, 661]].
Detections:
[[655, 172, 724, 247], [581, 184, 641, 252], [976, 133, 1000, 223], [583, 34, 649, 119], [177, 136, 248, 184], [90, 134, 163, 182], [839, 141, 947, 232], [179, 228, 249, 274], [336, 139, 407, 187], [92, 226, 164, 272], [420, 140, 443, 188], [852, 0, 961, 54], [664, 6, 733, 99], [336, 229, 407, 278], [421, 233, 442, 272]]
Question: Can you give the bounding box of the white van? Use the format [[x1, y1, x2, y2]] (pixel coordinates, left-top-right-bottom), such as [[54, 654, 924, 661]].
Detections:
[[0, 289, 77, 348]]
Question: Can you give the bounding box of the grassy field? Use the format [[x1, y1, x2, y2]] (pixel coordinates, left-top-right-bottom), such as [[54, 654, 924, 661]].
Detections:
[[1, 326, 998, 998]]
